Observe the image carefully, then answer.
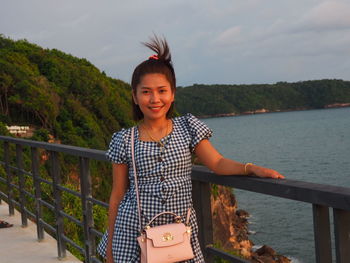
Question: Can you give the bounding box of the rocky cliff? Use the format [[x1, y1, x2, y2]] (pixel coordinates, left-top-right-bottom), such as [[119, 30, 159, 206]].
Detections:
[[211, 185, 290, 263]]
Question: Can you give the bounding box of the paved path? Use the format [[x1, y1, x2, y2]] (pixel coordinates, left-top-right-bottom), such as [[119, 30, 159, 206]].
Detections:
[[0, 201, 81, 263]]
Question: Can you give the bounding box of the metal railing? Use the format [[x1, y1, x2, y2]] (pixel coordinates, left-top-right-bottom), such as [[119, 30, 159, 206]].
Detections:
[[0, 135, 349, 263], [0, 136, 106, 263]]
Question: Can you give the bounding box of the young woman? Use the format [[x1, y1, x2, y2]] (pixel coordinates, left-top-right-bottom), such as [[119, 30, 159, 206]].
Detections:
[[97, 36, 284, 263]]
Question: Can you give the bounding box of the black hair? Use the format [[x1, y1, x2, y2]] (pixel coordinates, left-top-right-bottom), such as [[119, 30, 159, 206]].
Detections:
[[131, 35, 176, 121]]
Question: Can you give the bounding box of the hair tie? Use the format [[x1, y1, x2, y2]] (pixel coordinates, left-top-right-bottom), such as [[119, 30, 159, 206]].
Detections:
[[149, 54, 158, 60]]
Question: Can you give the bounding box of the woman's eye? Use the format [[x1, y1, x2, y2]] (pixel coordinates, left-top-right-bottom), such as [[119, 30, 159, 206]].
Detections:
[[160, 89, 167, 93], [142, 90, 149, 94]]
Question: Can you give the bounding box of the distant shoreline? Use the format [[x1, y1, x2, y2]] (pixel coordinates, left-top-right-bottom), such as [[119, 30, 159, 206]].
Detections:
[[197, 102, 350, 119]]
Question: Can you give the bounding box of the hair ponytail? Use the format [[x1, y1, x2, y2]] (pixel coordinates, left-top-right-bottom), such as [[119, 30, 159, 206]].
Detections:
[[142, 35, 172, 63], [131, 35, 176, 121]]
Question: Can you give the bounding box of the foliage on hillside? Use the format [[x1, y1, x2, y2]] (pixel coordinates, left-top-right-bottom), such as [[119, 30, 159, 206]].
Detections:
[[176, 80, 350, 116], [0, 34, 133, 150]]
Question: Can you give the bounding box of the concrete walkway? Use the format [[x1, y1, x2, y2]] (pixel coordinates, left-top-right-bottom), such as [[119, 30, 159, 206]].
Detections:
[[0, 201, 81, 263]]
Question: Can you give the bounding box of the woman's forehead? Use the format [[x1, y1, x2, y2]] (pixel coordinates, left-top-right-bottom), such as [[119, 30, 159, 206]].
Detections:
[[139, 73, 171, 87]]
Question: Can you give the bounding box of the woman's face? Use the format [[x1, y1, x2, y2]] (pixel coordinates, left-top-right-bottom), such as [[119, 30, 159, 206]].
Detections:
[[133, 73, 174, 121]]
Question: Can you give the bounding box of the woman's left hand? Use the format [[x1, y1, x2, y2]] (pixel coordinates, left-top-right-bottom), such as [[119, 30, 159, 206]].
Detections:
[[249, 165, 285, 179]]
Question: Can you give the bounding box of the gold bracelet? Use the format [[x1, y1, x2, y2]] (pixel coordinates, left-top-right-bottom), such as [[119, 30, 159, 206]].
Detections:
[[244, 163, 253, 175]]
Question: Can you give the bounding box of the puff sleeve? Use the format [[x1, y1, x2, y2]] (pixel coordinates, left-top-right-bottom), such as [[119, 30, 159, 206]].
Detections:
[[105, 129, 127, 164], [185, 113, 213, 153]]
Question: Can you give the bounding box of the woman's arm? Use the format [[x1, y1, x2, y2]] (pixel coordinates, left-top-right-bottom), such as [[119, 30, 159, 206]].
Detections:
[[106, 163, 129, 263], [195, 139, 284, 179]]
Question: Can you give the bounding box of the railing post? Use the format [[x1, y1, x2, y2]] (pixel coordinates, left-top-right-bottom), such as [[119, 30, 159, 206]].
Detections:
[[4, 141, 14, 215], [31, 147, 44, 241], [16, 144, 28, 227], [312, 204, 332, 263], [192, 180, 214, 263], [79, 157, 95, 263], [333, 208, 350, 263], [50, 151, 66, 258]]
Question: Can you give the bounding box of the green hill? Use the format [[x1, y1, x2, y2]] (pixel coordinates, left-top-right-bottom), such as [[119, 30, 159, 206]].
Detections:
[[0, 34, 133, 149], [176, 80, 350, 116]]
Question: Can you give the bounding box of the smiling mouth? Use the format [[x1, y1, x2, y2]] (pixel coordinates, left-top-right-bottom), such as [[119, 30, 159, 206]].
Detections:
[[149, 105, 164, 110]]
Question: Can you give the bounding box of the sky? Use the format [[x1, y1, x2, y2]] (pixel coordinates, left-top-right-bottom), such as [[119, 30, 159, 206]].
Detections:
[[1, 0, 350, 86]]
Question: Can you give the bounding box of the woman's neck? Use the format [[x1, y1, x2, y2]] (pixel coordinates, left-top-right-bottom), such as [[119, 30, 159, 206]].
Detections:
[[142, 117, 169, 132]]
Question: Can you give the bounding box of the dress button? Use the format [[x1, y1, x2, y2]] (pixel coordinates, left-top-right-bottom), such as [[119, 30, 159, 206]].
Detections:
[[160, 176, 165, 182], [161, 199, 166, 205], [158, 156, 163, 162]]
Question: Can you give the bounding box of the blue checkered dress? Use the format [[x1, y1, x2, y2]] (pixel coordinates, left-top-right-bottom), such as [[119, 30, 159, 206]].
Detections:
[[97, 113, 212, 262]]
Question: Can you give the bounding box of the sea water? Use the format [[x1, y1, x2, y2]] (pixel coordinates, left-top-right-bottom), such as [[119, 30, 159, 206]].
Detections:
[[202, 107, 350, 263]]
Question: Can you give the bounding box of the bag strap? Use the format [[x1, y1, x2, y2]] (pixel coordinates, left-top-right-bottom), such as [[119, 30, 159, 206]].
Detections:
[[146, 208, 192, 228], [146, 211, 181, 228], [131, 127, 143, 233], [131, 127, 191, 234]]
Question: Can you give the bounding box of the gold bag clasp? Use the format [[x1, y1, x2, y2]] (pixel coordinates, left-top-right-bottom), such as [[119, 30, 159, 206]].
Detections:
[[162, 232, 174, 242]]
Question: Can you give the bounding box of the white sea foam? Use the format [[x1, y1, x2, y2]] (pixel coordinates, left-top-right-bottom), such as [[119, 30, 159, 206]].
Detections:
[[247, 214, 254, 219], [287, 256, 303, 263], [246, 214, 256, 224], [251, 245, 262, 251]]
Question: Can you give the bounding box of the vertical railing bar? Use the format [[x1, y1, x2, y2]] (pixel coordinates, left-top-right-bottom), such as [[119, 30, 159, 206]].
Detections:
[[312, 204, 332, 263], [192, 181, 203, 250], [50, 150, 66, 258], [31, 146, 44, 241], [192, 180, 214, 263], [4, 141, 14, 215], [79, 157, 94, 263], [16, 144, 28, 227], [333, 208, 350, 263], [0, 140, 2, 203]]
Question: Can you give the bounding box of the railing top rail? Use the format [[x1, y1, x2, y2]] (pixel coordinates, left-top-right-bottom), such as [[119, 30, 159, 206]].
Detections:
[[0, 135, 106, 161], [192, 165, 350, 211]]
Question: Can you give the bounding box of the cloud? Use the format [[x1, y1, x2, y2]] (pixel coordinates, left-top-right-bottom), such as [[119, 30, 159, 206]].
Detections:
[[211, 1, 350, 58], [60, 13, 91, 29], [295, 0, 350, 32], [214, 26, 242, 46], [1, 0, 350, 85]]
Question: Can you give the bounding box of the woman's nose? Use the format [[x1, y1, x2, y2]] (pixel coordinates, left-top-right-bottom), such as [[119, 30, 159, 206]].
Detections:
[[150, 92, 160, 103]]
